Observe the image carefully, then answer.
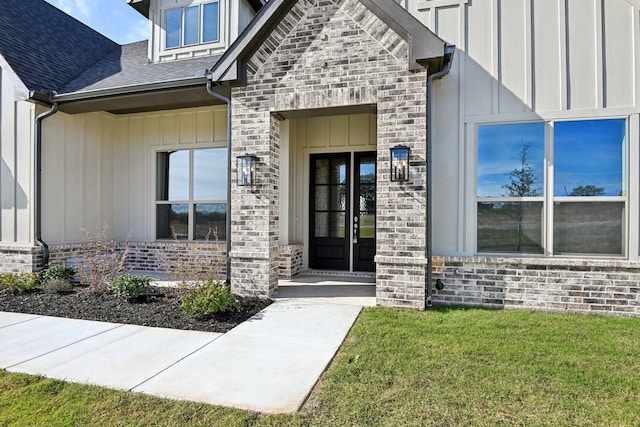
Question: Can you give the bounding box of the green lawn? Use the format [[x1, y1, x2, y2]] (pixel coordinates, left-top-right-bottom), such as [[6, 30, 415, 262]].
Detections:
[[1, 307, 639, 426]]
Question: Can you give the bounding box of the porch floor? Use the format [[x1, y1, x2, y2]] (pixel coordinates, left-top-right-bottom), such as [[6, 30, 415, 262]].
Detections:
[[275, 274, 377, 307]]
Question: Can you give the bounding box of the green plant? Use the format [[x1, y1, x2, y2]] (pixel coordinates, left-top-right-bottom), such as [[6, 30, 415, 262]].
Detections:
[[42, 264, 76, 283], [42, 277, 74, 294], [0, 273, 41, 294], [180, 280, 239, 317], [108, 274, 150, 300], [77, 223, 129, 293]]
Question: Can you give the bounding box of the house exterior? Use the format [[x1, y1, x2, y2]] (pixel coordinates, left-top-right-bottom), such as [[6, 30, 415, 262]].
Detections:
[[1, 0, 639, 315]]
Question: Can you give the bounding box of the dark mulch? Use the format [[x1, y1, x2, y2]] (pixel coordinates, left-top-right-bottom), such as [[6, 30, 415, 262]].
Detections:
[[0, 286, 272, 333]]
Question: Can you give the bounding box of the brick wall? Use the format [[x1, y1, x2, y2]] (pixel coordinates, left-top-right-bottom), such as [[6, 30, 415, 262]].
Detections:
[[0, 244, 42, 273], [278, 243, 304, 279], [229, 0, 429, 306], [49, 241, 227, 278], [432, 256, 640, 316]]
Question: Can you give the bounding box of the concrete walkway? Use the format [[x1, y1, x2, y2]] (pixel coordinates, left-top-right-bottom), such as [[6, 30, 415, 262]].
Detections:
[[0, 298, 362, 413]]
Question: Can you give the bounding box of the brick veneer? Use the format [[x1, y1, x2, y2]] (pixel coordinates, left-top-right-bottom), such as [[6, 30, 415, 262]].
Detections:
[[229, 0, 430, 306], [432, 256, 640, 316], [278, 244, 304, 279], [0, 244, 43, 273]]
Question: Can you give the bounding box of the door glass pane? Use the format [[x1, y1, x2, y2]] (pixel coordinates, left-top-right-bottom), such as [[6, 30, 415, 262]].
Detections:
[[194, 203, 226, 240], [359, 158, 375, 184], [359, 212, 375, 238], [183, 5, 200, 45], [359, 184, 375, 211], [330, 212, 346, 238], [554, 119, 625, 197], [331, 159, 347, 184], [315, 159, 329, 184], [554, 202, 623, 255], [477, 201, 543, 253], [157, 204, 188, 239], [330, 185, 347, 211], [202, 2, 219, 42], [477, 122, 544, 197], [315, 186, 329, 211], [193, 148, 227, 200], [315, 212, 329, 237], [166, 8, 180, 48]]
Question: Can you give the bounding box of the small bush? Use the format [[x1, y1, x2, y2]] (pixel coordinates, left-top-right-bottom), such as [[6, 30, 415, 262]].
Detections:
[[42, 264, 76, 283], [181, 280, 239, 317], [108, 274, 150, 300], [42, 277, 74, 294], [0, 273, 41, 294]]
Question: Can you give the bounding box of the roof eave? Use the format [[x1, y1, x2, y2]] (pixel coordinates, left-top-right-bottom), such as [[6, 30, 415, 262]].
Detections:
[[127, 0, 265, 18], [52, 76, 208, 103]]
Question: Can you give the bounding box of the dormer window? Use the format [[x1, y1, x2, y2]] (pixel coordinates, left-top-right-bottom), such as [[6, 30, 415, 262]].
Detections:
[[165, 1, 220, 49]]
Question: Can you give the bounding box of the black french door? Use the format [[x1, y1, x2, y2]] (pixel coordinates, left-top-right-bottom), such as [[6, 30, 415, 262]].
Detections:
[[309, 152, 376, 272]]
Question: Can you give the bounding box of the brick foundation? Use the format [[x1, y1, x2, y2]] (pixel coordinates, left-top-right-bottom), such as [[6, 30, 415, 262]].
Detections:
[[0, 244, 43, 273], [49, 241, 227, 278], [432, 256, 640, 317], [278, 244, 304, 279]]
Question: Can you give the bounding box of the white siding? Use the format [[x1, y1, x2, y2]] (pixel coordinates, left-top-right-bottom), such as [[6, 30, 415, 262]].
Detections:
[[408, 0, 640, 256], [0, 59, 33, 244], [41, 105, 227, 244]]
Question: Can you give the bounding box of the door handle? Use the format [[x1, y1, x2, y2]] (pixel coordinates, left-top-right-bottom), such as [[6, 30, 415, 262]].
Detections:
[[353, 216, 358, 244]]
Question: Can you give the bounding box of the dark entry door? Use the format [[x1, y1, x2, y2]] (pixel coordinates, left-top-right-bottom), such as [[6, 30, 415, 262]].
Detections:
[[353, 152, 376, 271], [309, 152, 376, 272]]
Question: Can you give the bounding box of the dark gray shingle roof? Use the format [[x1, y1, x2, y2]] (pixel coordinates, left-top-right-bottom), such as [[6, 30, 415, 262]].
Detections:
[[59, 41, 220, 95], [0, 0, 119, 93]]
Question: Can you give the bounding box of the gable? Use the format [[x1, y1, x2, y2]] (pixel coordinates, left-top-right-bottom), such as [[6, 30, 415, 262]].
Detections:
[[209, 0, 451, 84]]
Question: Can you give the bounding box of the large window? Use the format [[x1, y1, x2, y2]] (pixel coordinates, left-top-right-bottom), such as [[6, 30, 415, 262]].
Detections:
[[166, 1, 220, 49], [477, 118, 626, 256], [156, 148, 227, 240]]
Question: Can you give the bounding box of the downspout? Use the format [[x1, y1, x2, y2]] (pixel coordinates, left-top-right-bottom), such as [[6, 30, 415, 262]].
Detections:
[[425, 45, 455, 308], [34, 101, 59, 270], [205, 78, 232, 284]]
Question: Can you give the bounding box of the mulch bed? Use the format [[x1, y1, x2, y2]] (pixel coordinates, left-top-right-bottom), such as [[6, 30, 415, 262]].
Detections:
[[0, 286, 272, 333]]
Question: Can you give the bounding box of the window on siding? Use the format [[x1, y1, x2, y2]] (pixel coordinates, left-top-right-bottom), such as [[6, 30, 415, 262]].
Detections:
[[156, 148, 227, 240], [477, 118, 626, 256], [165, 1, 220, 49]]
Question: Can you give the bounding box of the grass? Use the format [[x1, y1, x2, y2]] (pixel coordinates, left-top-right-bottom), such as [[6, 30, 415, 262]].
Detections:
[[1, 307, 639, 426]]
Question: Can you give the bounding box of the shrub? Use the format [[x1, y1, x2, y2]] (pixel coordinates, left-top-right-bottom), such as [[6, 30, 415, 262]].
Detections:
[[108, 274, 150, 300], [42, 277, 74, 294], [0, 273, 41, 294], [42, 264, 76, 283], [181, 280, 239, 317], [77, 223, 129, 294]]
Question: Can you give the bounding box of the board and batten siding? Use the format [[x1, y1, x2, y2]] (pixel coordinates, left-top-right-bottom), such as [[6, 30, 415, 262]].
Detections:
[[405, 0, 640, 257], [41, 105, 228, 244], [0, 58, 34, 245]]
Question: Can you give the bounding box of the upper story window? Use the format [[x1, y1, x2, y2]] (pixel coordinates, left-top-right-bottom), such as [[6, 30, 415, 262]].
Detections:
[[165, 1, 220, 49]]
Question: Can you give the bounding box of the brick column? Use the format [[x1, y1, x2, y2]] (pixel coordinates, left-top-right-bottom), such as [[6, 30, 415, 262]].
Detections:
[[229, 101, 280, 297]]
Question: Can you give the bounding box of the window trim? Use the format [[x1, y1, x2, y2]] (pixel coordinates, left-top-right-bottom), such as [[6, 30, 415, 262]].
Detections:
[[155, 147, 227, 241], [474, 117, 629, 257]]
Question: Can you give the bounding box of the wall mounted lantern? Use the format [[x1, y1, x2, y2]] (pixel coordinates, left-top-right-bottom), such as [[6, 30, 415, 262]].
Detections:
[[237, 154, 257, 187], [390, 145, 410, 182]]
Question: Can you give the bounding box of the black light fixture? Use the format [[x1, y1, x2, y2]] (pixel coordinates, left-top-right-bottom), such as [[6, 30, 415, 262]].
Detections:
[[390, 145, 410, 182], [237, 154, 257, 187]]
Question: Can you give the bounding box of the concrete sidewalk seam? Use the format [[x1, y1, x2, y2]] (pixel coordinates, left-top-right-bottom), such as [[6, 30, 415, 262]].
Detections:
[[5, 323, 125, 370], [0, 314, 41, 329], [129, 333, 223, 392]]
